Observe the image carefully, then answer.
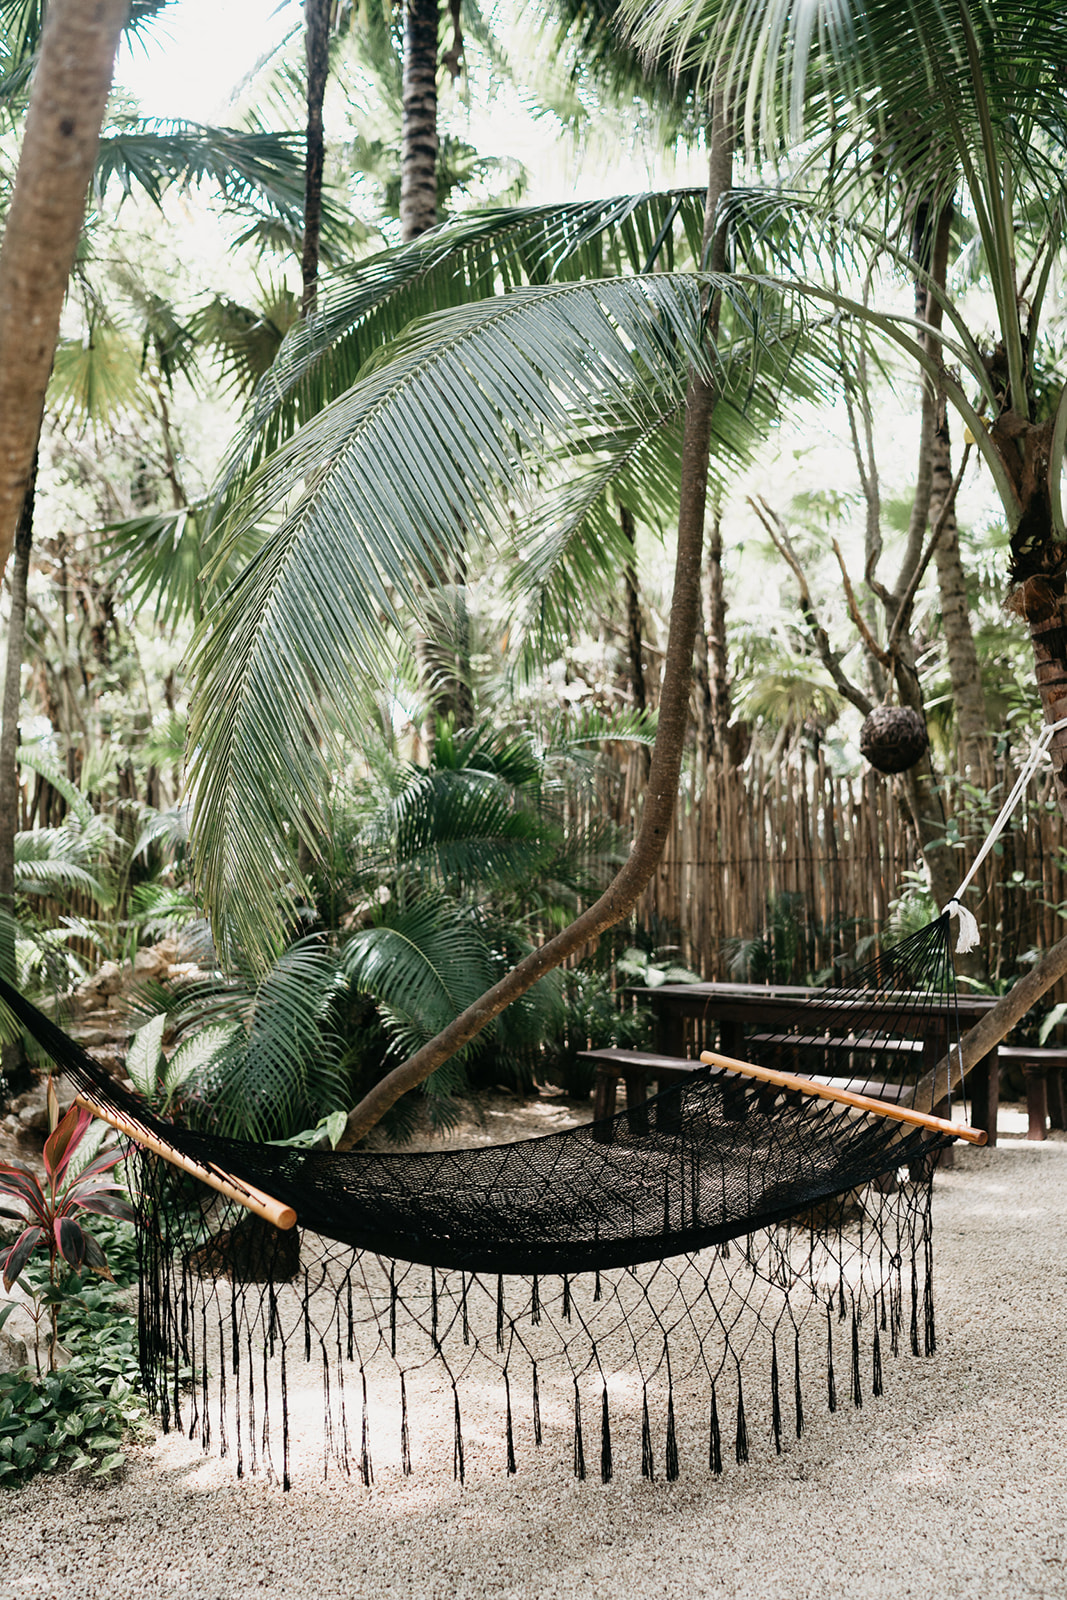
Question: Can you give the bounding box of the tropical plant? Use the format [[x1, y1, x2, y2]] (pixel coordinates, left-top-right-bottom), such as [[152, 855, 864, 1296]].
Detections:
[[0, 1082, 134, 1370], [0, 1214, 148, 1482]]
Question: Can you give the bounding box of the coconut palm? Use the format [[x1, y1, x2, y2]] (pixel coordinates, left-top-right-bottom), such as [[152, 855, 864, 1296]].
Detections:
[[625, 0, 1067, 806]]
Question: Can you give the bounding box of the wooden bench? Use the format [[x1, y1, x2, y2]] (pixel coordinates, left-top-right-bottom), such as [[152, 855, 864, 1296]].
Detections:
[[994, 1045, 1067, 1140], [581, 1046, 910, 1121], [580, 1048, 708, 1122]]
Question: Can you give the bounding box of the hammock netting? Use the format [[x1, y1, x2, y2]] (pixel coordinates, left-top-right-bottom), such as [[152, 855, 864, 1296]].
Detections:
[[0, 914, 964, 1486]]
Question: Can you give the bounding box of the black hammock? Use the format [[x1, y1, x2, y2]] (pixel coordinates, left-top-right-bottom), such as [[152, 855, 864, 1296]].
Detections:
[[0, 916, 968, 1276]]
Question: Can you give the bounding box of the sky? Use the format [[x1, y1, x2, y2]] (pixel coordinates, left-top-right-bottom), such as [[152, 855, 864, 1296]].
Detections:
[[115, 0, 296, 123]]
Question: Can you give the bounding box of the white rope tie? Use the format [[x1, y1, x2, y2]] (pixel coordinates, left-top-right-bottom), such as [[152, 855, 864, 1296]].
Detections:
[[943, 716, 1067, 952]]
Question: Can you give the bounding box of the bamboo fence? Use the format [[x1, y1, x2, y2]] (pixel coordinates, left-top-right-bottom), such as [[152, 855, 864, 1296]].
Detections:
[[608, 745, 1067, 999]]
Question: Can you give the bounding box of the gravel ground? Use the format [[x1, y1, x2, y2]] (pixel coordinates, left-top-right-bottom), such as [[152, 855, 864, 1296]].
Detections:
[[2, 1109, 1066, 1600]]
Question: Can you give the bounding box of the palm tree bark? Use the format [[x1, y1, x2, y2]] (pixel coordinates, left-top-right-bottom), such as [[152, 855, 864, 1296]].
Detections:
[[301, 0, 332, 311], [0, 469, 33, 1083], [915, 201, 989, 780], [399, 0, 439, 243], [338, 106, 734, 1147], [0, 0, 128, 581]]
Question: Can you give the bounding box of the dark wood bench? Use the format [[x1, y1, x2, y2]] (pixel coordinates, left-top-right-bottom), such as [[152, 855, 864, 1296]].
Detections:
[[580, 1048, 708, 1121], [994, 1045, 1067, 1140], [581, 1046, 911, 1119]]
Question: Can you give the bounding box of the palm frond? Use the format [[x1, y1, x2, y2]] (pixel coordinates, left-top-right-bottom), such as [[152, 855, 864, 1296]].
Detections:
[[213, 192, 710, 495], [342, 898, 498, 1060], [183, 939, 347, 1142], [191, 270, 813, 957]]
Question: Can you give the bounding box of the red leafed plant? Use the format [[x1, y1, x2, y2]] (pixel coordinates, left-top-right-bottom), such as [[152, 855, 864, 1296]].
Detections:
[[0, 1080, 135, 1370]]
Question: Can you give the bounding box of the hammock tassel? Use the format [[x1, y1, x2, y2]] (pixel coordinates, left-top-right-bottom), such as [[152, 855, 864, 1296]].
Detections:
[[452, 1385, 465, 1484], [600, 1386, 612, 1484], [872, 1329, 883, 1398], [389, 1263, 397, 1357], [851, 1310, 863, 1409], [531, 1274, 540, 1326], [924, 1228, 937, 1356], [496, 1275, 505, 1353], [709, 1384, 722, 1476], [945, 897, 981, 953], [794, 1330, 804, 1438], [532, 1362, 542, 1447], [505, 1373, 516, 1476], [359, 1368, 373, 1487], [665, 1388, 680, 1481], [280, 1345, 290, 1492], [826, 1302, 837, 1413], [734, 1363, 748, 1465], [572, 1379, 586, 1480], [641, 1385, 654, 1479], [400, 1372, 412, 1475], [771, 1333, 782, 1454]]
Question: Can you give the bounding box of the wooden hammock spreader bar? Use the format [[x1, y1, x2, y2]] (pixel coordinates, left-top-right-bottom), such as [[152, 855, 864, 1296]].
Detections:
[[74, 1094, 298, 1230], [698, 1050, 988, 1146]]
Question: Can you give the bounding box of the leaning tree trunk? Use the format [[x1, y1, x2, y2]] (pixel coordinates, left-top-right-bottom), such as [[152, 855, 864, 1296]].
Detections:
[[399, 0, 439, 243], [0, 0, 128, 581], [338, 104, 735, 1148]]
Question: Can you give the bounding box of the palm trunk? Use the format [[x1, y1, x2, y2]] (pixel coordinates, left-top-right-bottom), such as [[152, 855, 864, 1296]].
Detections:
[[399, 0, 439, 243], [930, 413, 990, 779], [0, 0, 128, 580], [338, 107, 734, 1147], [914, 202, 989, 780], [301, 0, 331, 312], [706, 508, 731, 755], [0, 469, 33, 1084]]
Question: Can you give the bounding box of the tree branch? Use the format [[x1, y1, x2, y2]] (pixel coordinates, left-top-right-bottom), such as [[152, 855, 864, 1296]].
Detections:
[[750, 496, 873, 716], [830, 538, 889, 668]]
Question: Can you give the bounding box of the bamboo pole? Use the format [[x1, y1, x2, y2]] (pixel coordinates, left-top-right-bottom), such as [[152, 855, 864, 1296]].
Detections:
[[75, 1095, 298, 1230], [698, 1049, 987, 1144]]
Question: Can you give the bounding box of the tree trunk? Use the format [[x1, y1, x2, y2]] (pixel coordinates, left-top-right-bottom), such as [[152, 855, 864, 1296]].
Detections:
[[929, 409, 990, 780], [0, 470, 34, 1084], [911, 927, 1067, 1110], [0, 0, 128, 581], [337, 108, 735, 1148], [399, 0, 439, 243], [621, 505, 647, 717], [705, 508, 731, 756], [914, 201, 989, 781], [301, 0, 331, 312]]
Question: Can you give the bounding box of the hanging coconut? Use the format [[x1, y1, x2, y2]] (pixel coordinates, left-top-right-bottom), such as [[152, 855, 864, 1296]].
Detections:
[[859, 705, 928, 774]]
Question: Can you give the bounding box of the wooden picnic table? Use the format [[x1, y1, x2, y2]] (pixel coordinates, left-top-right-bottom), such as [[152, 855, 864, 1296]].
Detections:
[[628, 981, 1003, 1144]]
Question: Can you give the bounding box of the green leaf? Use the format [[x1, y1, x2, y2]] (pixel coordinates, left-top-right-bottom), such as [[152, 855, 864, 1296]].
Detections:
[[125, 1013, 167, 1100]]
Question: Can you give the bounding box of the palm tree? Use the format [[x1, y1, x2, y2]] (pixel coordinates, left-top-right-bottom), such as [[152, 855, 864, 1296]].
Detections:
[[625, 0, 1067, 809]]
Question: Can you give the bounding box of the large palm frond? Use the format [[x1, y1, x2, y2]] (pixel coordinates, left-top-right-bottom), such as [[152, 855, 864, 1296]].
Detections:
[[213, 192, 710, 492], [188, 270, 815, 958]]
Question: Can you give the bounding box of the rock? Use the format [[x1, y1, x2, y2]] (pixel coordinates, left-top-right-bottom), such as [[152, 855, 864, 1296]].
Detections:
[[79, 960, 125, 1001], [0, 1287, 70, 1371], [0, 1329, 27, 1375], [134, 946, 167, 978]]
